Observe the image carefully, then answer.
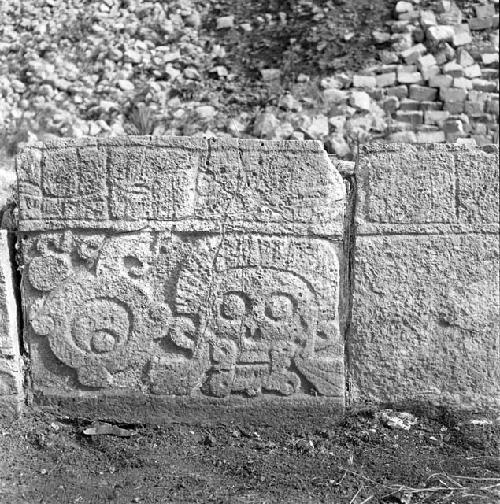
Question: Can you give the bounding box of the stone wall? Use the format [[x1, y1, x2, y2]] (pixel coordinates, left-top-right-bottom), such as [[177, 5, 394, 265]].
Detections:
[[345, 0, 500, 147], [1, 138, 498, 420]]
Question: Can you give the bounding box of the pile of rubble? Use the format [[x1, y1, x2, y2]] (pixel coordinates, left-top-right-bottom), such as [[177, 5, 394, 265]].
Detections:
[[0, 0, 498, 162], [266, 0, 499, 155], [340, 0, 499, 149]]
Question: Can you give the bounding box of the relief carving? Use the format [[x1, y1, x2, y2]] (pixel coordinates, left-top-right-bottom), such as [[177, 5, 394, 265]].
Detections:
[[18, 139, 345, 403], [25, 232, 342, 398]]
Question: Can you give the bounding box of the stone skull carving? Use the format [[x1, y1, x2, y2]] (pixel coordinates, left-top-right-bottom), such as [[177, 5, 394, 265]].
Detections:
[[164, 234, 343, 398], [203, 267, 319, 397]]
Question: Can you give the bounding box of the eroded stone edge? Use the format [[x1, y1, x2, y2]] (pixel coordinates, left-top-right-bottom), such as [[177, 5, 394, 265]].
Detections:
[[0, 229, 23, 420], [347, 143, 500, 413], [15, 139, 347, 417]]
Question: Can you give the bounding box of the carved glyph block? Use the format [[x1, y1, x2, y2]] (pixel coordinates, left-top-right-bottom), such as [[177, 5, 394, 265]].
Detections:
[[17, 138, 346, 406]]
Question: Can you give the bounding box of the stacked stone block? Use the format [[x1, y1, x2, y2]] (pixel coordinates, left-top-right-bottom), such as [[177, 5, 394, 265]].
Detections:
[[325, 0, 499, 156], [349, 144, 500, 412]]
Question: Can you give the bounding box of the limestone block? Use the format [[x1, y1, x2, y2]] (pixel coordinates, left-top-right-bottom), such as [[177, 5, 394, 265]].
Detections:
[[351, 144, 500, 411], [469, 17, 495, 30], [397, 70, 423, 84], [409, 85, 437, 101], [425, 110, 450, 126], [350, 91, 371, 111], [444, 101, 465, 114], [216, 16, 234, 29], [472, 79, 498, 92], [401, 44, 427, 64], [456, 138, 477, 146], [486, 98, 499, 116], [419, 10, 437, 27], [376, 73, 396, 88], [440, 87, 466, 102], [429, 74, 454, 89], [386, 131, 417, 143], [427, 25, 454, 43], [17, 138, 346, 414], [421, 64, 440, 81], [452, 24, 472, 46], [482, 53, 499, 66], [456, 49, 474, 68], [394, 110, 424, 125], [464, 64, 482, 79], [327, 135, 351, 157], [323, 88, 348, 104], [399, 99, 420, 111], [395, 1, 413, 14], [352, 75, 377, 88], [386, 85, 409, 99], [382, 96, 399, 114], [399, 12, 420, 22], [417, 53, 437, 71], [0, 230, 22, 419], [443, 61, 464, 78], [398, 64, 417, 73], [475, 4, 496, 18], [453, 77, 473, 89], [443, 119, 465, 139], [464, 101, 484, 116], [307, 115, 329, 139], [471, 134, 493, 146], [415, 130, 446, 143], [481, 69, 499, 80], [437, 2, 462, 24], [435, 43, 455, 66], [419, 101, 443, 112]]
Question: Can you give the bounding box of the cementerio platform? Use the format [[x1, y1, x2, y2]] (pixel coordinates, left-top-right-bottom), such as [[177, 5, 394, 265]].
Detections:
[[0, 138, 498, 422]]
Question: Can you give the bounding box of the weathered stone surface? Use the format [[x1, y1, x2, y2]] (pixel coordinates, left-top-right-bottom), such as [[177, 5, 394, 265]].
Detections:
[[0, 230, 22, 419], [17, 138, 346, 412], [17, 137, 344, 238], [355, 144, 499, 234], [350, 144, 500, 411]]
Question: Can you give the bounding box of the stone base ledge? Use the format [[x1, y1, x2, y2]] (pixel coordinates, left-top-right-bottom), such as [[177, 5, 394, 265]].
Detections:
[[33, 390, 344, 426]]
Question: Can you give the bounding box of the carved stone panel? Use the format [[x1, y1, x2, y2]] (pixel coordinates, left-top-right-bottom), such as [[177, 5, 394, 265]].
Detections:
[[350, 144, 500, 412], [17, 138, 346, 411], [17, 137, 345, 236]]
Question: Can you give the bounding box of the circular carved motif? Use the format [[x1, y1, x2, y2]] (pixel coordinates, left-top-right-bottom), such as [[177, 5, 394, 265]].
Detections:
[[30, 314, 55, 336], [265, 293, 294, 321], [72, 298, 130, 354], [28, 255, 71, 292], [30, 273, 156, 388], [220, 292, 248, 320]]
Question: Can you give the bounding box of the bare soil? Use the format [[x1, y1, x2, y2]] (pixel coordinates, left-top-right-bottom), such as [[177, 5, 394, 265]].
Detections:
[[1, 405, 499, 503]]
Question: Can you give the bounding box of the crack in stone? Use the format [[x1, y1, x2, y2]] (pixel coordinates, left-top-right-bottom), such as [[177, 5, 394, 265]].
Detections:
[[341, 147, 359, 406]]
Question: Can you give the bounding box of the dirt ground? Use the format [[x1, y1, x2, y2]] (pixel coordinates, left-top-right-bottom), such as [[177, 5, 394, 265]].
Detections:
[[1, 405, 498, 504]]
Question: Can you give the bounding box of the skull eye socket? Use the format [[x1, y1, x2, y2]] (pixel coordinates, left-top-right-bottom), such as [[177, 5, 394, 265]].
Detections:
[[220, 292, 249, 320], [265, 293, 294, 321]]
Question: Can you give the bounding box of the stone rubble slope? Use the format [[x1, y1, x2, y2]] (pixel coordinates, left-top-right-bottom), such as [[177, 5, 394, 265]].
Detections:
[[0, 0, 498, 173]]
